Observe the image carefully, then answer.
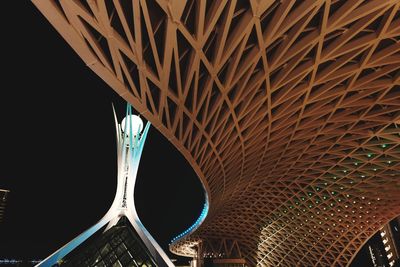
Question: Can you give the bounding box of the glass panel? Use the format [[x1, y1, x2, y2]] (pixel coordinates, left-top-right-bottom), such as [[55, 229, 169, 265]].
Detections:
[[58, 216, 157, 267]]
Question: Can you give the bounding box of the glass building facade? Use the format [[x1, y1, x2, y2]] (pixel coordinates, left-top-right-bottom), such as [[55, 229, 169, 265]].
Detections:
[[57, 216, 156, 267]]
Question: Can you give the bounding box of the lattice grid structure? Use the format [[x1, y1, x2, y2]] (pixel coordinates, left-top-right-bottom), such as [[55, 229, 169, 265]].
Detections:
[[32, 0, 400, 266]]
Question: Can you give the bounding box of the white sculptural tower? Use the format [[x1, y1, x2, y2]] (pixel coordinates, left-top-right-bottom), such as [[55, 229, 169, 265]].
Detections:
[[37, 104, 174, 267]]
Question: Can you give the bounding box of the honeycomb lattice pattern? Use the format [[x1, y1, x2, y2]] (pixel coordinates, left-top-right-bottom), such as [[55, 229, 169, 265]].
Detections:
[[32, 0, 400, 266]]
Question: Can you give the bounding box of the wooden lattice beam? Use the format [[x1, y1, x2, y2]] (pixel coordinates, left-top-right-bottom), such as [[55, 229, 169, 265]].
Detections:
[[32, 1, 400, 266]]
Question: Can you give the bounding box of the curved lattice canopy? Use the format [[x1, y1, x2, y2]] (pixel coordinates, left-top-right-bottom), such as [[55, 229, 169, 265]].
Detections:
[[33, 0, 400, 266]]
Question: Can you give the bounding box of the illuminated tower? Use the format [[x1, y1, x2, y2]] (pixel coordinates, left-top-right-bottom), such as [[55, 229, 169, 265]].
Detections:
[[36, 104, 174, 267]]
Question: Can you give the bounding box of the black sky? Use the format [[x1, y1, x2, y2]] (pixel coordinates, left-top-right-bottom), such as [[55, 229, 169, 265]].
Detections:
[[0, 1, 203, 263]]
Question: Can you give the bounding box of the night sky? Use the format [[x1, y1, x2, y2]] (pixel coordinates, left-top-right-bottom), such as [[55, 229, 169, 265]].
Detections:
[[0, 1, 203, 264], [0, 2, 376, 267]]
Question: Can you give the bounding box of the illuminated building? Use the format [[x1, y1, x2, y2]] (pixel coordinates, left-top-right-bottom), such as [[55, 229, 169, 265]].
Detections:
[[365, 216, 400, 267], [0, 189, 9, 223]]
